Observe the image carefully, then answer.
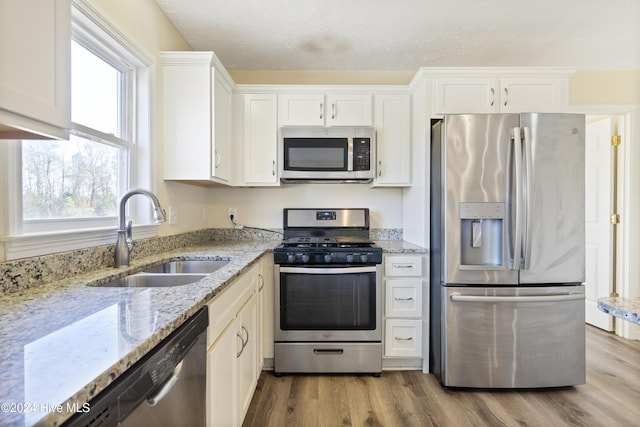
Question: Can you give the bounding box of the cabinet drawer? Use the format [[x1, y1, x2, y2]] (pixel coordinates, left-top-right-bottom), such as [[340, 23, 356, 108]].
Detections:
[[385, 279, 422, 318], [384, 319, 422, 357], [384, 255, 422, 276]]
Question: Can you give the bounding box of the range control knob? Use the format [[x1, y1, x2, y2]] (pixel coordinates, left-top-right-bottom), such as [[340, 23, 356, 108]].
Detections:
[[301, 254, 310, 263], [324, 254, 332, 263], [360, 254, 368, 263], [346, 254, 354, 263], [287, 253, 296, 264]]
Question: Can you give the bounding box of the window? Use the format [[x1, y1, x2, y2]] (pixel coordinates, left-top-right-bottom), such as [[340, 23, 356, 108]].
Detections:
[[21, 35, 133, 231], [0, 2, 155, 259]]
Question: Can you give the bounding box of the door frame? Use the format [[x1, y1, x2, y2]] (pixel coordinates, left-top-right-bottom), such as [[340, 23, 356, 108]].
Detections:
[[571, 105, 639, 340]]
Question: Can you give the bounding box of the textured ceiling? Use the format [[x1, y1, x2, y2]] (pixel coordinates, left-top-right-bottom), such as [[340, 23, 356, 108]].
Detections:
[[154, 0, 640, 71]]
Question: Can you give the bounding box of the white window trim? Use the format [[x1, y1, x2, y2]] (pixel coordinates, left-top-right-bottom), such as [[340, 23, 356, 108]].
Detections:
[[0, 0, 158, 261]]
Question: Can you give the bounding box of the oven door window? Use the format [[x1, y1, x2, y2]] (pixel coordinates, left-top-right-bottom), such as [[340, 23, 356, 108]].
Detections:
[[280, 271, 376, 330], [283, 138, 348, 171]]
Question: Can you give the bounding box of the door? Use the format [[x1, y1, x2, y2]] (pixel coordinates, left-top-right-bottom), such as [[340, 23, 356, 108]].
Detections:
[[441, 114, 519, 285], [243, 94, 278, 185], [518, 113, 585, 284], [585, 118, 614, 330], [212, 70, 232, 182], [443, 286, 585, 388], [499, 78, 562, 113], [434, 78, 500, 113], [277, 94, 325, 126]]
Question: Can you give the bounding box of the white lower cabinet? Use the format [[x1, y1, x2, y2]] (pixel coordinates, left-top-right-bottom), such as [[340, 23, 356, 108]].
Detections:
[[385, 319, 422, 357], [206, 263, 260, 427], [383, 255, 424, 362]]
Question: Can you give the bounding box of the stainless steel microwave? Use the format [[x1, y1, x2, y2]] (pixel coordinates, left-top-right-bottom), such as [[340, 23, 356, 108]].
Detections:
[[280, 127, 375, 183]]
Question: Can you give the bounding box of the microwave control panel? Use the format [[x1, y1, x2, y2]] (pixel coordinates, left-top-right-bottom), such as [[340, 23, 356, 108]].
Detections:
[[353, 138, 371, 171]]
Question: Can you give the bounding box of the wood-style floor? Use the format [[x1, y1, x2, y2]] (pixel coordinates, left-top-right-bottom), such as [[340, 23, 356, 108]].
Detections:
[[243, 326, 640, 427]]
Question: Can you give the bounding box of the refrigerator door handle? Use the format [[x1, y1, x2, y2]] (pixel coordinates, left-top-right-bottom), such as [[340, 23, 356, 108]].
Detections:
[[450, 294, 584, 303], [510, 127, 524, 270], [522, 127, 533, 270]]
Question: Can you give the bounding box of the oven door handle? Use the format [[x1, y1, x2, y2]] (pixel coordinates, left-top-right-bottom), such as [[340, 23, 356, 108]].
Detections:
[[279, 266, 377, 274]]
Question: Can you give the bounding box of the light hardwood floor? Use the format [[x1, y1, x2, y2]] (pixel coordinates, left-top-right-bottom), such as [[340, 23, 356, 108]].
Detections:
[[243, 326, 640, 427]]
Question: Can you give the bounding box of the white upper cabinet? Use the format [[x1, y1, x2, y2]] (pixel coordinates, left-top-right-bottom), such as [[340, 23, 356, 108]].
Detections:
[[278, 93, 372, 126], [431, 70, 571, 114], [373, 94, 411, 187], [434, 77, 500, 113], [0, 0, 71, 139], [161, 52, 234, 184], [498, 77, 565, 113], [242, 94, 278, 186]]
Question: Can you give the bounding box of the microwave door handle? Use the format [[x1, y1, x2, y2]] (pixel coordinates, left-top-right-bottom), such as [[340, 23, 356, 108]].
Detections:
[[347, 137, 354, 171]]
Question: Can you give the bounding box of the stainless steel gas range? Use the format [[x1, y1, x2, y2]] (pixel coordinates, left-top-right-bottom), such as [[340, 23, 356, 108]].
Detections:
[[273, 208, 383, 375]]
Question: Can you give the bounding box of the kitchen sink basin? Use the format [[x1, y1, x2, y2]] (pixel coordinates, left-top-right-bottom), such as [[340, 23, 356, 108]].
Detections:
[[96, 273, 207, 288], [141, 259, 230, 274]]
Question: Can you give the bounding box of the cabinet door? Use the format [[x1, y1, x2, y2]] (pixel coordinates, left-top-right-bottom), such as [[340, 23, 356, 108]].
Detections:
[[373, 94, 411, 186], [243, 94, 278, 185], [260, 254, 275, 362], [213, 70, 232, 182], [161, 53, 213, 181], [384, 319, 422, 357], [0, 0, 70, 139], [237, 294, 258, 423], [278, 94, 325, 126], [499, 78, 563, 113], [434, 78, 500, 114], [207, 321, 238, 427], [326, 94, 372, 126], [385, 279, 423, 318]]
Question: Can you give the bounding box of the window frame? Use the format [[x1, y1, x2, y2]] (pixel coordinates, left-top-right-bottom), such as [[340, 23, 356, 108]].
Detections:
[[0, 0, 158, 261]]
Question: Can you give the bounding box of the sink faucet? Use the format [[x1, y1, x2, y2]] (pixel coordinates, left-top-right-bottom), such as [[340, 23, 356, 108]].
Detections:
[[114, 188, 167, 268]]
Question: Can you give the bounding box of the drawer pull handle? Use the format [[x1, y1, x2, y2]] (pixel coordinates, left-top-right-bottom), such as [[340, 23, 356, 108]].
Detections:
[[394, 297, 414, 301], [313, 349, 344, 355], [394, 337, 414, 341], [392, 264, 413, 268]]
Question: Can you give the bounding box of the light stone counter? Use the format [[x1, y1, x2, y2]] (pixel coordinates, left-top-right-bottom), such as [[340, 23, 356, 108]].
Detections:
[[0, 240, 278, 427], [597, 297, 640, 325], [0, 232, 422, 426], [374, 240, 428, 254]]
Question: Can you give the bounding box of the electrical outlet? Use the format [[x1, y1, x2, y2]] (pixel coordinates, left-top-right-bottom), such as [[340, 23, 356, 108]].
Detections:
[[228, 207, 238, 220], [169, 206, 178, 225]]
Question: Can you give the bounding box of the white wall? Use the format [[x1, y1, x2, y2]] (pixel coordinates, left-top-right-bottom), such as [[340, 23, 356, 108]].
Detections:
[[164, 182, 403, 230]]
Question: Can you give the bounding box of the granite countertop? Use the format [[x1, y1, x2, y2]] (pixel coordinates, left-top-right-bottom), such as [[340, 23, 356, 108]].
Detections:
[[0, 240, 278, 427], [374, 240, 427, 254], [0, 238, 426, 426], [597, 296, 640, 325]]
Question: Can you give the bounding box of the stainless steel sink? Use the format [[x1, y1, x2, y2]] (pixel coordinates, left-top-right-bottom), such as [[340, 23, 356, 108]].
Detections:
[[142, 259, 230, 274], [96, 273, 207, 288]]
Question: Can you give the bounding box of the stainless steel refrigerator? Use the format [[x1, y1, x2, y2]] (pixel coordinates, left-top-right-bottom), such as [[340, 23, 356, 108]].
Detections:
[[429, 113, 586, 388]]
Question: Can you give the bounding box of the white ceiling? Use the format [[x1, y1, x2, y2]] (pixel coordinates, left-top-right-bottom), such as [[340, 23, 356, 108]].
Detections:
[[154, 0, 640, 71]]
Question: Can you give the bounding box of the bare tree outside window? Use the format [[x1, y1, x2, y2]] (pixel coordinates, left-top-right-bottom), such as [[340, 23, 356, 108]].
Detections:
[[22, 136, 119, 219]]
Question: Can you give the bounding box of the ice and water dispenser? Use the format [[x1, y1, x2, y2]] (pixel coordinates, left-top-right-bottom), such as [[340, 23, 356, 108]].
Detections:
[[459, 202, 504, 269]]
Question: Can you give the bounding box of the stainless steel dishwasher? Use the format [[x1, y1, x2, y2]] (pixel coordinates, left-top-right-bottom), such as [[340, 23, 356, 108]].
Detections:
[[64, 307, 208, 427]]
